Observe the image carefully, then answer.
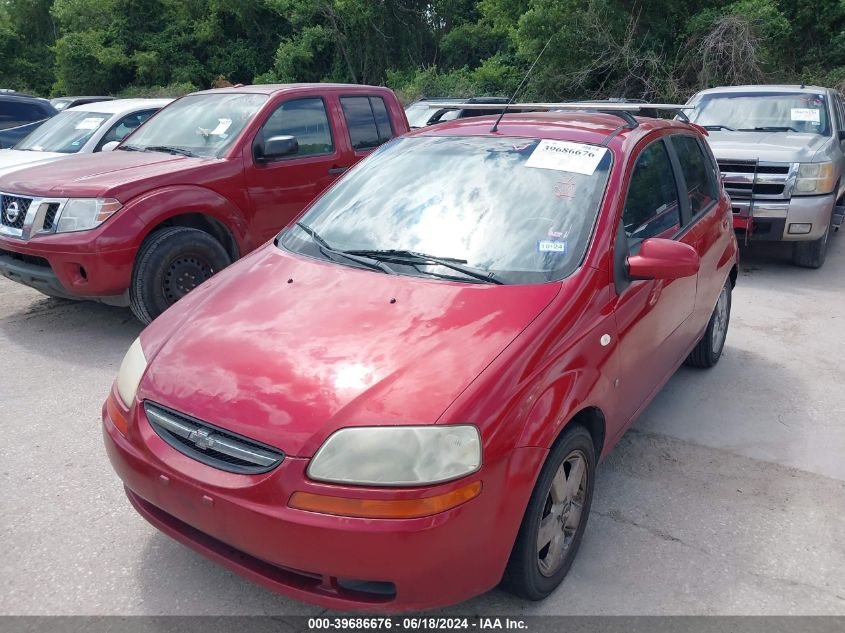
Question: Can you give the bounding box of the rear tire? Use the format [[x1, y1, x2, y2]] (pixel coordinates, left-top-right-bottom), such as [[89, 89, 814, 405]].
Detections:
[[502, 425, 596, 601], [792, 221, 831, 269], [129, 227, 230, 324], [685, 279, 731, 368]]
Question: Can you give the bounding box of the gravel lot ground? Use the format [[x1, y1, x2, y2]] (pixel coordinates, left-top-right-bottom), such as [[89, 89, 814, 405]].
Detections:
[[1, 236, 843, 617]]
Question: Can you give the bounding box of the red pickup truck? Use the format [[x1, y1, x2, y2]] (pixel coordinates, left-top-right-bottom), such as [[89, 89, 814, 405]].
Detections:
[[0, 84, 409, 322]]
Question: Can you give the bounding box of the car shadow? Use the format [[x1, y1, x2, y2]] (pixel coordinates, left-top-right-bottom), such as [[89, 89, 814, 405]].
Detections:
[[0, 291, 142, 369]]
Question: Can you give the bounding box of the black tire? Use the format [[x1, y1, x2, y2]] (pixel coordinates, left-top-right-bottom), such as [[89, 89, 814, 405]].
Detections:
[[685, 278, 731, 368], [129, 227, 231, 324], [502, 425, 596, 601], [792, 221, 831, 269]]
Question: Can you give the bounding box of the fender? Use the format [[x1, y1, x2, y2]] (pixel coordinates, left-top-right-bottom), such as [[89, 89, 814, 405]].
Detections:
[[516, 368, 613, 454], [94, 185, 252, 255]]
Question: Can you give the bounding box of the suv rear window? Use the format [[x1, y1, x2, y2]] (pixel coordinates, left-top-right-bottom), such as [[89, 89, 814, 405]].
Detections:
[[340, 96, 394, 150]]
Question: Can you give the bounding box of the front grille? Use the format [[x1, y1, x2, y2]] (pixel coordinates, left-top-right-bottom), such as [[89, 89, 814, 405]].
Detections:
[[42, 203, 60, 231], [717, 161, 789, 175], [144, 402, 285, 474], [716, 159, 792, 201], [0, 194, 32, 229]]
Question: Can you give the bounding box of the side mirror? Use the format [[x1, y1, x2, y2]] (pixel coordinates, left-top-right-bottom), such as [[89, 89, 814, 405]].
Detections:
[[256, 135, 298, 162], [626, 238, 700, 281], [101, 141, 120, 152]]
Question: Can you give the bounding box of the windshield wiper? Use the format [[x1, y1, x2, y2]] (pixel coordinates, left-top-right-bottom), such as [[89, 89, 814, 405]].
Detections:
[[702, 124, 736, 131], [144, 145, 199, 157], [117, 144, 143, 152], [294, 222, 395, 275], [346, 249, 504, 285], [739, 126, 799, 133]]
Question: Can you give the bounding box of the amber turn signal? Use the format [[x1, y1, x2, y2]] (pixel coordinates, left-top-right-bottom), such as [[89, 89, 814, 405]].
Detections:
[[107, 392, 130, 436], [289, 480, 482, 519]]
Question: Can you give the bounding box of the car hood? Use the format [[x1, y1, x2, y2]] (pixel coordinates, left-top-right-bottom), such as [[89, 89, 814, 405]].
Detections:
[[0, 150, 210, 199], [0, 149, 66, 178], [138, 246, 560, 457], [706, 131, 832, 163]]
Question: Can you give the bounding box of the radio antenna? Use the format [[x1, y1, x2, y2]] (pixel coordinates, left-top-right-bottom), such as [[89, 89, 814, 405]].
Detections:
[[490, 34, 554, 133]]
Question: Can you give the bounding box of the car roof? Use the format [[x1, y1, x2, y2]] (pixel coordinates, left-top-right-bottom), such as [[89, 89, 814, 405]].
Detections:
[[191, 83, 395, 96], [695, 84, 831, 95], [414, 111, 693, 148], [65, 98, 173, 115], [53, 95, 114, 102]]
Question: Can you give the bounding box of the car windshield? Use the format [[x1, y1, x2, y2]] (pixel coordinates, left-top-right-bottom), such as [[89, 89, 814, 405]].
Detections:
[[279, 135, 613, 285], [689, 91, 830, 135], [121, 93, 267, 158], [404, 103, 437, 128], [16, 109, 111, 153]]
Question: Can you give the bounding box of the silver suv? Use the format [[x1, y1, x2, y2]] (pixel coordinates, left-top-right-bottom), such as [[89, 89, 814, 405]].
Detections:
[[688, 85, 845, 268]]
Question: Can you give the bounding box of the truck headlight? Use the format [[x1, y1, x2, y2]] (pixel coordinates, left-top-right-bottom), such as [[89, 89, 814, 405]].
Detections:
[[794, 162, 836, 195], [116, 337, 147, 407], [55, 198, 122, 232], [308, 425, 481, 486]]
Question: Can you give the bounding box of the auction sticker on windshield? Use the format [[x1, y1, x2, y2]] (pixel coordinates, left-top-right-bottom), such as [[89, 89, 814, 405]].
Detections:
[[791, 108, 821, 123], [75, 117, 105, 130], [526, 140, 607, 175]]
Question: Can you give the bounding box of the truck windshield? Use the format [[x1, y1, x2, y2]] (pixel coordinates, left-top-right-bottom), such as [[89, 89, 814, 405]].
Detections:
[[279, 135, 613, 285], [16, 110, 109, 153], [689, 91, 830, 135], [120, 93, 267, 158]]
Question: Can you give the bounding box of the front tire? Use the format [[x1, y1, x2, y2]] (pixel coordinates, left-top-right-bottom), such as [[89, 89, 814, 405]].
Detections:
[[129, 227, 231, 324], [502, 425, 596, 600], [685, 279, 731, 368]]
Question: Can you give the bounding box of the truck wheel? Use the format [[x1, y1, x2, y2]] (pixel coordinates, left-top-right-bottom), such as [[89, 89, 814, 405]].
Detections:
[[685, 279, 731, 368], [791, 221, 830, 269], [502, 425, 595, 601], [130, 227, 231, 324]]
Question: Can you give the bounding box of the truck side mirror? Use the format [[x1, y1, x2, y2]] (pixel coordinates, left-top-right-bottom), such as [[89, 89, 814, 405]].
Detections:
[[255, 135, 298, 162]]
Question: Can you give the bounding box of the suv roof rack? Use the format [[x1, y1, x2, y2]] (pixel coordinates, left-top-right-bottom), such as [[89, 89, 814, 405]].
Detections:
[[424, 101, 694, 129]]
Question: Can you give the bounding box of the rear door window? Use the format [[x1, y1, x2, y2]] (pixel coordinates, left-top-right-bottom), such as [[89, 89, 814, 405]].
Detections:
[[622, 140, 682, 245], [340, 96, 395, 151], [671, 135, 720, 217]]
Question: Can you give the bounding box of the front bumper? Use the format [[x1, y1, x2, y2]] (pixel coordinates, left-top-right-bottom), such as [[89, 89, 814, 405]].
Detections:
[[731, 194, 835, 241], [0, 234, 133, 303], [102, 392, 545, 612]]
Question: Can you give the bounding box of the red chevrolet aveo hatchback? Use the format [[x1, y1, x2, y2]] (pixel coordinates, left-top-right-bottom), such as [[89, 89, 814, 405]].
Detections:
[[103, 108, 738, 611]]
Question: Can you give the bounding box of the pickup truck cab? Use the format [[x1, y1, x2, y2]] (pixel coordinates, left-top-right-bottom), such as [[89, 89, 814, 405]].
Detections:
[[0, 84, 408, 322], [688, 85, 845, 268]]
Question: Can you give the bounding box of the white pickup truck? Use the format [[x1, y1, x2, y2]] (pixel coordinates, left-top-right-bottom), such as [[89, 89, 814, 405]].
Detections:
[[688, 85, 845, 268]]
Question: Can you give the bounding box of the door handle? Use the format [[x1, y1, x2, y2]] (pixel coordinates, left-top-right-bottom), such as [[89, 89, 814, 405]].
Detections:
[[328, 166, 348, 175]]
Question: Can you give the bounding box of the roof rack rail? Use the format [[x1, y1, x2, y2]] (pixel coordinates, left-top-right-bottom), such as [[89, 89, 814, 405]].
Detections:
[[425, 101, 694, 128]]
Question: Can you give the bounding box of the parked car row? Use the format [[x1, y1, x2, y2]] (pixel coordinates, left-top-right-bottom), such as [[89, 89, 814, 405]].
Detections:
[[0, 80, 839, 612]]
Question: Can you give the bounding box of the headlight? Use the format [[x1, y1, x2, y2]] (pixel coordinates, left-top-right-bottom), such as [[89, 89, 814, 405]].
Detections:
[[308, 425, 481, 486], [116, 337, 147, 407], [794, 162, 836, 195], [55, 198, 122, 232]]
